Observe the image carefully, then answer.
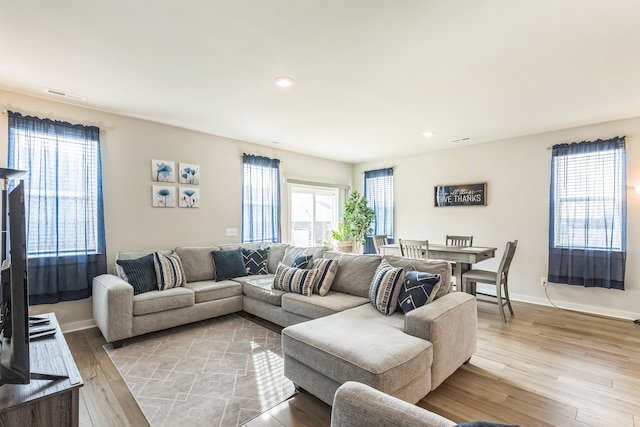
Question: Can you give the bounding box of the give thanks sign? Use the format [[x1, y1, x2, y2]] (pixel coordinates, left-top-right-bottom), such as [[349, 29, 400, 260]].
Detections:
[[434, 183, 486, 207]]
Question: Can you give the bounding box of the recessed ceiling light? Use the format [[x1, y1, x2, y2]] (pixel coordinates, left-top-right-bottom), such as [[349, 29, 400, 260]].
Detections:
[[422, 131, 434, 138], [274, 76, 294, 88]]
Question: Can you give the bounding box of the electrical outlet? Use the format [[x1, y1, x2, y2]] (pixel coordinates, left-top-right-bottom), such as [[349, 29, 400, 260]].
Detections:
[[540, 276, 548, 289]]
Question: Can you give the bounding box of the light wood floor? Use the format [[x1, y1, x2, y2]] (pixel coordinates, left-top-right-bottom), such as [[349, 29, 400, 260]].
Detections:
[[66, 300, 640, 427]]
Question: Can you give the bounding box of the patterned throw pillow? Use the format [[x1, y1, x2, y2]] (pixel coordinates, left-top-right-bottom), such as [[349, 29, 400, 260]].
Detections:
[[242, 248, 269, 275], [153, 252, 186, 290], [397, 269, 441, 313], [369, 259, 404, 315], [272, 262, 318, 297], [291, 253, 313, 269], [116, 254, 158, 295], [211, 249, 248, 281], [311, 258, 338, 296]]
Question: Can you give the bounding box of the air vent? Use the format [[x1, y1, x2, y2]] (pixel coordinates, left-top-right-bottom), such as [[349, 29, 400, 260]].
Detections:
[[44, 88, 86, 101], [451, 137, 472, 143]]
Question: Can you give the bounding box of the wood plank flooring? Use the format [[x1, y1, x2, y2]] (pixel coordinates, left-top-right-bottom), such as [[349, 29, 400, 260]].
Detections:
[[66, 300, 640, 427]]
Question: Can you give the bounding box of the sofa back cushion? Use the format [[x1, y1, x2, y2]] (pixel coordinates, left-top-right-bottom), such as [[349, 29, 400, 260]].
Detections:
[[383, 255, 452, 298], [174, 246, 220, 282], [266, 243, 289, 273], [282, 246, 329, 267], [324, 251, 382, 298]]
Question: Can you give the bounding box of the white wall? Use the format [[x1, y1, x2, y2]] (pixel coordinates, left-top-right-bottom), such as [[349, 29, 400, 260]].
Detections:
[[354, 117, 640, 320], [0, 89, 353, 330]]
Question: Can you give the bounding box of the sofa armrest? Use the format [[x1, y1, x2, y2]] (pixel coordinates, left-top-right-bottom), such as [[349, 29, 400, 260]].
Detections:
[[92, 274, 134, 343], [331, 381, 455, 427], [404, 292, 477, 389]]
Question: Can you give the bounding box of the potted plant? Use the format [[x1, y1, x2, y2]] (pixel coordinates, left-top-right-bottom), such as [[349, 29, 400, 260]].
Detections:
[[331, 191, 375, 253], [331, 220, 354, 253]]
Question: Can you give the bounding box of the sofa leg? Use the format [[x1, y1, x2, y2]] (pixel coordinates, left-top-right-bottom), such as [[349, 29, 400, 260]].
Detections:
[[111, 339, 125, 349]]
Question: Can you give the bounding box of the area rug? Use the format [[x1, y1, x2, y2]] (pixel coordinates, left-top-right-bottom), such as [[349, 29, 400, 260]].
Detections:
[[104, 314, 296, 427]]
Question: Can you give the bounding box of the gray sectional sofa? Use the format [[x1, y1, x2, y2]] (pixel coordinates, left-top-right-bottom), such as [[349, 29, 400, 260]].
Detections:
[[92, 242, 477, 406]]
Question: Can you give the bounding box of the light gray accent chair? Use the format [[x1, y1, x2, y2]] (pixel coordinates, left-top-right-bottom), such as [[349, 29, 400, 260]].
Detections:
[[331, 381, 455, 427]]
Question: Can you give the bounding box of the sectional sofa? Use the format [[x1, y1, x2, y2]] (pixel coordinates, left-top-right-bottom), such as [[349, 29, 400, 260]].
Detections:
[[92, 242, 477, 405]]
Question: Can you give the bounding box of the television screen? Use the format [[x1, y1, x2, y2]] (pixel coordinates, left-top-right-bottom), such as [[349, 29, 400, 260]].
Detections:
[[0, 181, 30, 385]]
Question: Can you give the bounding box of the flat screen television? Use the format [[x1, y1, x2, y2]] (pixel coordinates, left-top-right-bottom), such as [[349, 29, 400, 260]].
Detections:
[[0, 180, 30, 385]]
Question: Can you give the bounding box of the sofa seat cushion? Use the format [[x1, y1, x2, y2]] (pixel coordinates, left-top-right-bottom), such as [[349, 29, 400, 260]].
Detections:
[[231, 274, 273, 284], [183, 280, 242, 303], [242, 277, 285, 306], [133, 287, 195, 316], [281, 291, 369, 319], [282, 304, 433, 393]]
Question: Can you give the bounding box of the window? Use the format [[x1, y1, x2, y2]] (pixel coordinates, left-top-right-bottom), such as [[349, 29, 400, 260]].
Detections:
[[8, 111, 107, 304], [548, 137, 626, 290], [290, 185, 338, 247], [364, 168, 394, 254], [242, 154, 281, 243]]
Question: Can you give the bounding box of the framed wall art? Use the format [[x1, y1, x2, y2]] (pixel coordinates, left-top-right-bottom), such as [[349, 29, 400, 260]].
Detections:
[[179, 187, 200, 208], [179, 162, 200, 185], [151, 159, 176, 182], [152, 185, 176, 207], [434, 183, 486, 207]]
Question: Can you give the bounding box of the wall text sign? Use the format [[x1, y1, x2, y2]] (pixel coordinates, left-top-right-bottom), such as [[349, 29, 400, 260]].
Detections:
[[434, 183, 486, 207]]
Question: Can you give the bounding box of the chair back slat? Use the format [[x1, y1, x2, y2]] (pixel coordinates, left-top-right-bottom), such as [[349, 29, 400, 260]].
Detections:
[[398, 239, 429, 259], [446, 235, 473, 247], [372, 235, 388, 254]]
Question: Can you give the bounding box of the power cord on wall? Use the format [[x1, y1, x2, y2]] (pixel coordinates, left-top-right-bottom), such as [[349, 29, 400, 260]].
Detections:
[[543, 285, 559, 309]]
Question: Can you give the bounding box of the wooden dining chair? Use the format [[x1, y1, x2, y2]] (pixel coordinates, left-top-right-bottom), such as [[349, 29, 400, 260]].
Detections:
[[398, 239, 429, 259], [372, 234, 388, 254], [461, 240, 518, 322], [445, 235, 473, 290], [446, 235, 473, 247]]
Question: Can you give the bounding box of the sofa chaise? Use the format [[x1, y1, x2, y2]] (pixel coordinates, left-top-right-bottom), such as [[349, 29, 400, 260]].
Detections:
[[92, 242, 477, 405]]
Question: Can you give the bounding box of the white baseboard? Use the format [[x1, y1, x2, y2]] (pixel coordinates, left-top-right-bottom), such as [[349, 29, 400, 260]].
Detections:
[[59, 319, 97, 333], [510, 292, 638, 321]]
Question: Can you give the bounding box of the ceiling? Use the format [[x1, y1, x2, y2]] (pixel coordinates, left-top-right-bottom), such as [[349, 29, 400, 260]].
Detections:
[[1, 1, 640, 164]]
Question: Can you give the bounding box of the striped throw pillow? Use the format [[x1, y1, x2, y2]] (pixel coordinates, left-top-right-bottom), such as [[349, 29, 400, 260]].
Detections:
[[153, 252, 186, 290], [311, 258, 338, 296], [272, 262, 318, 297], [369, 259, 405, 315]]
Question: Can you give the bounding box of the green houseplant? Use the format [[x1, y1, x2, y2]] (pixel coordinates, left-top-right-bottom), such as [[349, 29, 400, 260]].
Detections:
[[331, 191, 375, 253]]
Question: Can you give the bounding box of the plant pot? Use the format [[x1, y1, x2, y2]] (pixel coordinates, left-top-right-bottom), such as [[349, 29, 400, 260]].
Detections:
[[336, 241, 353, 253]]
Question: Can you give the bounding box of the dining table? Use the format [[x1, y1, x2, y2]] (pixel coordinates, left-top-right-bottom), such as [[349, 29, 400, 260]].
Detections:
[[379, 243, 497, 292]]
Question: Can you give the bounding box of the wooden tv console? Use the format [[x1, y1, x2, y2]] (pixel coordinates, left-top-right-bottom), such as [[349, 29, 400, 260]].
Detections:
[[0, 312, 83, 426]]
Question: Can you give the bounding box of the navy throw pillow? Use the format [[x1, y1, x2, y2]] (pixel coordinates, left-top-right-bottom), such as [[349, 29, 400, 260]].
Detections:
[[116, 254, 158, 295], [291, 253, 313, 269], [212, 249, 248, 281], [397, 269, 441, 313], [242, 248, 269, 275]]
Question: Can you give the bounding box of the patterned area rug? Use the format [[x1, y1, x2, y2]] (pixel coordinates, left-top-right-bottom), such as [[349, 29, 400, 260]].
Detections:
[[104, 314, 296, 426]]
